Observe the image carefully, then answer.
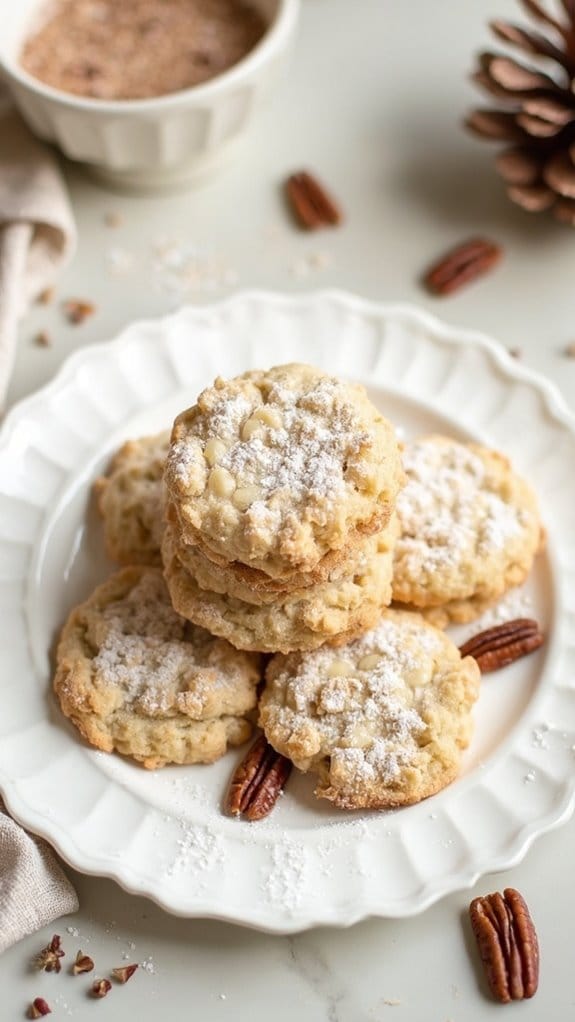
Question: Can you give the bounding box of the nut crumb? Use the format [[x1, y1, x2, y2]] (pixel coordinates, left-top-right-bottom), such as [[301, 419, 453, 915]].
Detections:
[[508, 347, 522, 359], [90, 978, 112, 998], [72, 951, 94, 974], [36, 287, 54, 305], [34, 330, 51, 348], [34, 935, 64, 973], [28, 999, 51, 1019], [104, 211, 123, 228], [563, 341, 575, 358], [62, 299, 96, 325], [112, 963, 138, 983]]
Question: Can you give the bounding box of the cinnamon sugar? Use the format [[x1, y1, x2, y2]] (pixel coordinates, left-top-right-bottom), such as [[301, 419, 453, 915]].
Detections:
[[20, 0, 267, 101]]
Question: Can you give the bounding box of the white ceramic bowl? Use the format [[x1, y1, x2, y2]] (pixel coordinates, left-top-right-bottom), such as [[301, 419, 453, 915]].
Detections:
[[0, 0, 299, 191]]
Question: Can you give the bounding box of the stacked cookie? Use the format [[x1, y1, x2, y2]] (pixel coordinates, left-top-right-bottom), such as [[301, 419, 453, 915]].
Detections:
[[161, 364, 404, 653]]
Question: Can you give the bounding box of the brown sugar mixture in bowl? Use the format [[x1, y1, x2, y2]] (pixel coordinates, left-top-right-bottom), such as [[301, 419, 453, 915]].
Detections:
[[20, 0, 267, 101]]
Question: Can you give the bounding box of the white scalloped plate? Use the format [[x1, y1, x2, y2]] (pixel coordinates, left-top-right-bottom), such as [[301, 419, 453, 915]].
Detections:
[[1, 291, 575, 933]]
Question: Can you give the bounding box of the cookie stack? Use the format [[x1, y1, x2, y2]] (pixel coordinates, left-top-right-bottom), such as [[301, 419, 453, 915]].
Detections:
[[161, 364, 404, 653], [55, 361, 545, 799]]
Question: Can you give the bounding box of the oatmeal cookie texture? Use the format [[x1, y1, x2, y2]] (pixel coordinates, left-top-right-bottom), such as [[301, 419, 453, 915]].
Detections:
[[260, 609, 480, 809], [162, 517, 398, 653], [164, 363, 404, 577], [54, 567, 261, 768], [169, 506, 395, 606], [20, 0, 266, 101], [392, 435, 543, 626], [94, 431, 169, 566]]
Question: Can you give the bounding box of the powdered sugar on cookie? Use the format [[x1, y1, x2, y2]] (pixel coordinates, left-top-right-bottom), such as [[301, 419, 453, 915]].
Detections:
[[397, 439, 525, 573], [392, 436, 542, 619], [260, 610, 479, 807], [165, 364, 403, 574], [87, 570, 258, 718]]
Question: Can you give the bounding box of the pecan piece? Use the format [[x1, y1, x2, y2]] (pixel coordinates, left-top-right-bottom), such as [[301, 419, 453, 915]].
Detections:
[[285, 171, 343, 230], [72, 951, 94, 974], [91, 978, 112, 998], [459, 618, 544, 672], [226, 734, 292, 821], [423, 237, 502, 295], [34, 934, 65, 973], [62, 299, 96, 325], [28, 999, 51, 1019], [469, 888, 539, 1003], [112, 963, 138, 983]]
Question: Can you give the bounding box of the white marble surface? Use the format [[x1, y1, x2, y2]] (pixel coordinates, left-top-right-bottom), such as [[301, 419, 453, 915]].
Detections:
[[3, 0, 575, 1017]]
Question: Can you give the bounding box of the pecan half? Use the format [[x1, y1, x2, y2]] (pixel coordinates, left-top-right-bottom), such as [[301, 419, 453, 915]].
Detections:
[[423, 237, 502, 295], [285, 171, 343, 230], [469, 888, 539, 1003], [459, 618, 544, 672], [226, 734, 292, 821]]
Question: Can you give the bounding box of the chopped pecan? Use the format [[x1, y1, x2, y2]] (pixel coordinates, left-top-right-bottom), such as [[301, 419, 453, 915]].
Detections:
[[112, 963, 138, 983], [423, 237, 502, 295], [285, 171, 343, 230], [459, 618, 544, 672], [34, 935, 64, 973], [91, 978, 112, 998], [28, 999, 51, 1018], [226, 734, 292, 821], [62, 299, 96, 325], [469, 888, 539, 1003], [72, 951, 94, 974]]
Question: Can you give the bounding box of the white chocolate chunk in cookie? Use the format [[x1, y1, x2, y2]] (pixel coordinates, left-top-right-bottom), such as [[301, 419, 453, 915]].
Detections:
[[260, 609, 480, 809], [165, 364, 403, 576]]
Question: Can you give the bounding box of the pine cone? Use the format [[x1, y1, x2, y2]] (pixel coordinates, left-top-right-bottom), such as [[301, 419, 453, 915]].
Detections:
[[468, 0, 575, 224]]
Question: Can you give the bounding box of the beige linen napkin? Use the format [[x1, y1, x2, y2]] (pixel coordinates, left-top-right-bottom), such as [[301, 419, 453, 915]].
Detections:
[[0, 109, 76, 408], [0, 797, 78, 953], [0, 109, 78, 949]]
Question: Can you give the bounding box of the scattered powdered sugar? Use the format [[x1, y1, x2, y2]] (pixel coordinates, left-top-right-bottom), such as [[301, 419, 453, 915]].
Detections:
[[152, 238, 239, 299], [89, 570, 248, 715], [396, 439, 527, 576], [140, 955, 156, 975], [263, 842, 308, 911], [165, 821, 224, 877]]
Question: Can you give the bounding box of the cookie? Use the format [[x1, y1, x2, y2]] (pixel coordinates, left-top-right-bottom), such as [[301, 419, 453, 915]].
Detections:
[[164, 363, 403, 578], [161, 518, 398, 653], [260, 609, 480, 809], [166, 500, 389, 597], [54, 567, 261, 768], [392, 436, 543, 625], [94, 432, 169, 566], [168, 503, 396, 606]]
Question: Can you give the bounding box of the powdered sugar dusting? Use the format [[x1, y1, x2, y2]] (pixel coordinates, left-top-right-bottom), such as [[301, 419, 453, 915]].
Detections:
[[268, 616, 448, 791], [396, 438, 527, 577], [264, 842, 308, 911], [88, 570, 253, 717], [170, 375, 372, 525]]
